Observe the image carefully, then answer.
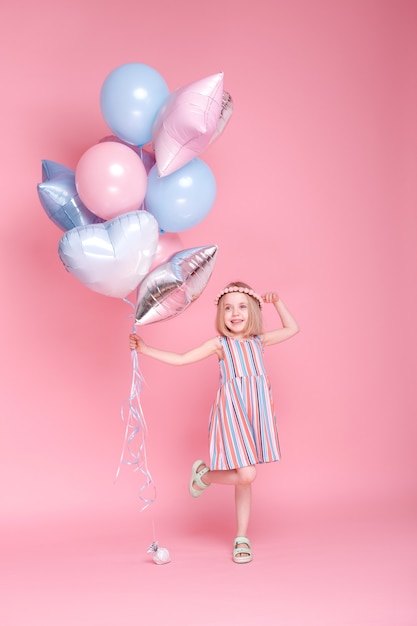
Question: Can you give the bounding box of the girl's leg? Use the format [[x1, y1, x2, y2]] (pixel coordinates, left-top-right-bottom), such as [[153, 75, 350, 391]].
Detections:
[[235, 481, 253, 537], [198, 465, 256, 487], [234, 467, 256, 559], [197, 465, 256, 560]]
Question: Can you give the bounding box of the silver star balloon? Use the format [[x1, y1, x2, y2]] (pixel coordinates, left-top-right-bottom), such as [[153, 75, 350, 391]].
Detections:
[[135, 244, 218, 325]]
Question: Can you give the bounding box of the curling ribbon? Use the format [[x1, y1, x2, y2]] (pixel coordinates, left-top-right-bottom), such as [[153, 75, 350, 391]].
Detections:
[[116, 323, 156, 511]]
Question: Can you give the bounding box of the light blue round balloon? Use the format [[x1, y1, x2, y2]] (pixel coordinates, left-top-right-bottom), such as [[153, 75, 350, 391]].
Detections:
[[145, 158, 217, 232], [100, 63, 169, 147]]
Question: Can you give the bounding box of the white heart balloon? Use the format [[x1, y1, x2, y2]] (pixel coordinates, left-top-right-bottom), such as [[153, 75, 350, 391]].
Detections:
[[58, 210, 159, 298]]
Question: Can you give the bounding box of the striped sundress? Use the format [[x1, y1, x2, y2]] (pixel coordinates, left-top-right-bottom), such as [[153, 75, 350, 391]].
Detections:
[[208, 335, 281, 470]]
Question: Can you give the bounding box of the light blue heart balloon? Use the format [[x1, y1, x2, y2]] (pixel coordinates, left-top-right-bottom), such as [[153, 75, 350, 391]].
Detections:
[[58, 210, 159, 298]]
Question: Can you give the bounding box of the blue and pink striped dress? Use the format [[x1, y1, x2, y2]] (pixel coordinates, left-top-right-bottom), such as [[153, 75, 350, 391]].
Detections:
[[208, 335, 281, 470]]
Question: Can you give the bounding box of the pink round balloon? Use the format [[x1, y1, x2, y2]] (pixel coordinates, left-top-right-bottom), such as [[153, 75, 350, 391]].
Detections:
[[148, 231, 183, 272], [75, 142, 148, 219], [98, 136, 156, 173]]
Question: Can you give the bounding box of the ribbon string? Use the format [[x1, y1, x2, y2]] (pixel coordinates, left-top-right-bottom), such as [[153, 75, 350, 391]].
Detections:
[[116, 325, 156, 511]]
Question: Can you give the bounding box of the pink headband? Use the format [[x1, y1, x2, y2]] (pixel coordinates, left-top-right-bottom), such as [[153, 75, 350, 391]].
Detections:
[[214, 286, 263, 308]]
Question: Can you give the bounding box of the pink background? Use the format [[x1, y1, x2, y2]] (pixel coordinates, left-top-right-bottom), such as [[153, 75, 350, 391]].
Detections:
[[1, 1, 416, 624]]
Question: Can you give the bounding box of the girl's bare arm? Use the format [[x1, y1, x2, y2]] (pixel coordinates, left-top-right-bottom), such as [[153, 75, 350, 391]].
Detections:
[[129, 334, 222, 365], [260, 293, 300, 347]]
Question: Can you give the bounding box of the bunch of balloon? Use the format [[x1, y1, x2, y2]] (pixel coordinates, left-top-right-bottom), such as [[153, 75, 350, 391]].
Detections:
[[37, 63, 233, 529], [38, 62, 233, 300]]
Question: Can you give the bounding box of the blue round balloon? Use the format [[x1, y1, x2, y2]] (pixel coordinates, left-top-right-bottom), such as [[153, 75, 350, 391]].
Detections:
[[100, 63, 169, 147], [145, 158, 217, 232]]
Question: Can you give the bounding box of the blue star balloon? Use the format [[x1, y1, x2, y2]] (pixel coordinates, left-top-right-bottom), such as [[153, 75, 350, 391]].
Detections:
[[41, 159, 74, 182], [38, 160, 103, 231]]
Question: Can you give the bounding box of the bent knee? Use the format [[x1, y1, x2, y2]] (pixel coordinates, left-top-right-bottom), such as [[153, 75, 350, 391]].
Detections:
[[236, 466, 257, 485]]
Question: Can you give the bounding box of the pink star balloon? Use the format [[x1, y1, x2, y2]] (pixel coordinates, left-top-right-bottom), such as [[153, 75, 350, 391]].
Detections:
[[152, 73, 224, 177]]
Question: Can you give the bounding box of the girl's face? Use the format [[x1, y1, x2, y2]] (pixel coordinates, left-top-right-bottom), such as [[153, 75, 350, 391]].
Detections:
[[222, 292, 249, 336]]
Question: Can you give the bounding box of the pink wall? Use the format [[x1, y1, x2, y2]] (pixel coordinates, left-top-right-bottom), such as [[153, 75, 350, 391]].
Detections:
[[1, 0, 416, 541]]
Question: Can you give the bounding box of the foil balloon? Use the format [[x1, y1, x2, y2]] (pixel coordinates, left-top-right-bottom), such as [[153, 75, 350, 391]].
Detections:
[[208, 91, 234, 146], [38, 170, 103, 231], [135, 244, 218, 325], [58, 210, 159, 298], [152, 72, 224, 177], [147, 542, 171, 565], [41, 159, 74, 181]]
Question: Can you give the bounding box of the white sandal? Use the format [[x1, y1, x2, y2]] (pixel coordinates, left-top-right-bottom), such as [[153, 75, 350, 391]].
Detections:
[[189, 459, 210, 498], [233, 536, 253, 564]]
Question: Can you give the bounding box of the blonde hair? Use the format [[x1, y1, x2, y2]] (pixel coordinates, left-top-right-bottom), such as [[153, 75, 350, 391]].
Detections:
[[215, 281, 263, 338]]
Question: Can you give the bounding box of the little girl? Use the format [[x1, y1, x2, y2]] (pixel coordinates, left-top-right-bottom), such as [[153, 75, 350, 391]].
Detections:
[[129, 281, 299, 564]]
